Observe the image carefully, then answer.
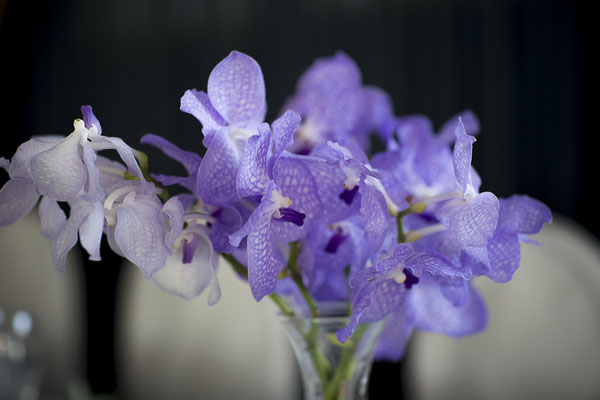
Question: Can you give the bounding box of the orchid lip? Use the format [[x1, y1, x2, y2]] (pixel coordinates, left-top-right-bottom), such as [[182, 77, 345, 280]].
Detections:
[[339, 186, 359, 205], [275, 207, 306, 226], [325, 228, 348, 253]]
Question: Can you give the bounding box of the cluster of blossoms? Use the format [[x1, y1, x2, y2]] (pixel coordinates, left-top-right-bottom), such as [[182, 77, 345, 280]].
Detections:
[[0, 51, 551, 360]]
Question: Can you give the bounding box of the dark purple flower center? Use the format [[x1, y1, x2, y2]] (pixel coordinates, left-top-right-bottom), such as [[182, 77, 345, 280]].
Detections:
[[339, 186, 359, 205], [403, 268, 419, 289], [325, 228, 348, 253], [182, 234, 201, 264], [277, 207, 306, 226]]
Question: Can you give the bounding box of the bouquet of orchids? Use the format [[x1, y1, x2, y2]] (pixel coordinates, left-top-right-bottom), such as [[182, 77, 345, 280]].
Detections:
[[0, 50, 551, 363]]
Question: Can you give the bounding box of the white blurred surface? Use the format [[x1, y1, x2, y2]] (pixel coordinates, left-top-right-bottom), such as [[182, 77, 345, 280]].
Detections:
[[406, 216, 600, 400], [116, 256, 298, 400], [0, 212, 84, 397]]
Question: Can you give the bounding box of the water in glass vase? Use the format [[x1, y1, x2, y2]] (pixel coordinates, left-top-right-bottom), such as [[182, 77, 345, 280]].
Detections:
[[278, 304, 384, 400]]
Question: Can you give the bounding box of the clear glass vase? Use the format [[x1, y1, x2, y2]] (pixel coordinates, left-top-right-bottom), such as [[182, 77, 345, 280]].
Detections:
[[279, 306, 383, 400]]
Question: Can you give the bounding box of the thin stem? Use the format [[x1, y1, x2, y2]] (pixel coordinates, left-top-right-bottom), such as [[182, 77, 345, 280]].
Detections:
[[288, 242, 320, 318], [323, 324, 368, 400]]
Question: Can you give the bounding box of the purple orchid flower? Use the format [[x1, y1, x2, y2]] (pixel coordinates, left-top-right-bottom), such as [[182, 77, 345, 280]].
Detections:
[[180, 51, 267, 204], [282, 51, 395, 153], [336, 243, 482, 359], [152, 197, 222, 304], [464, 194, 552, 283]]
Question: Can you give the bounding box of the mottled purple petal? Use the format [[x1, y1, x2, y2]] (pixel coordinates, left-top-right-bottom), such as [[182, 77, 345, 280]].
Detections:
[[0, 179, 39, 226], [180, 89, 227, 133], [237, 123, 270, 197], [452, 118, 476, 197], [405, 251, 471, 279], [38, 195, 66, 238], [210, 203, 243, 253], [438, 110, 480, 143], [337, 284, 375, 343], [437, 192, 499, 248], [479, 230, 522, 283], [114, 200, 168, 279], [268, 110, 301, 173], [30, 133, 86, 201], [196, 127, 241, 204], [0, 157, 10, 172], [410, 275, 487, 337], [297, 51, 361, 97], [207, 51, 266, 125], [498, 195, 552, 235], [374, 310, 414, 361]]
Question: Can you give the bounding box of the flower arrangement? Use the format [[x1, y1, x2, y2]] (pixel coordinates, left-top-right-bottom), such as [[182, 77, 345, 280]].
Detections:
[[0, 50, 551, 398]]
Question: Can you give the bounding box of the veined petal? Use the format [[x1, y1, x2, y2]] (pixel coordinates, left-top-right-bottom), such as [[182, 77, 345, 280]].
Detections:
[[270, 110, 301, 169], [480, 230, 521, 283], [0, 178, 39, 226], [153, 230, 221, 303], [79, 202, 104, 261], [196, 127, 242, 204], [180, 89, 226, 133], [297, 51, 362, 97], [437, 192, 499, 248], [9, 137, 62, 181], [51, 204, 90, 273], [162, 197, 184, 252], [114, 200, 168, 279], [405, 251, 471, 280], [410, 274, 487, 337], [80, 141, 104, 202], [39, 195, 66, 238], [207, 51, 266, 125], [452, 117, 476, 197], [374, 310, 414, 362], [438, 109, 480, 144], [498, 195, 552, 235], [236, 123, 270, 197], [30, 132, 87, 201]]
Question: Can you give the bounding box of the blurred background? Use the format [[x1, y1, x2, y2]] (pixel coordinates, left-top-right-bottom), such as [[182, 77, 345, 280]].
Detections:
[[0, 0, 597, 399]]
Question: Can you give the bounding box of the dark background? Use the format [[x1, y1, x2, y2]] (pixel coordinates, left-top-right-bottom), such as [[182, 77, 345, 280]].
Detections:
[[0, 0, 595, 398]]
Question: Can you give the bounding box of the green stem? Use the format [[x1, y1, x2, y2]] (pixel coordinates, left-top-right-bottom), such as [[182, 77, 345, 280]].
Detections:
[[323, 324, 368, 400], [288, 242, 320, 318]]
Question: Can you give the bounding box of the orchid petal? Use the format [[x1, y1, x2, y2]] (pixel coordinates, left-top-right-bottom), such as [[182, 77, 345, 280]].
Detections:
[[196, 127, 242, 204], [79, 202, 104, 261], [410, 275, 487, 337], [0, 179, 39, 226], [180, 89, 226, 133], [114, 200, 168, 278], [207, 51, 266, 125], [30, 132, 86, 201], [452, 118, 476, 197], [38, 195, 66, 238], [153, 230, 221, 303], [162, 197, 184, 252], [237, 123, 270, 197], [80, 105, 102, 134], [498, 195, 552, 235]]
